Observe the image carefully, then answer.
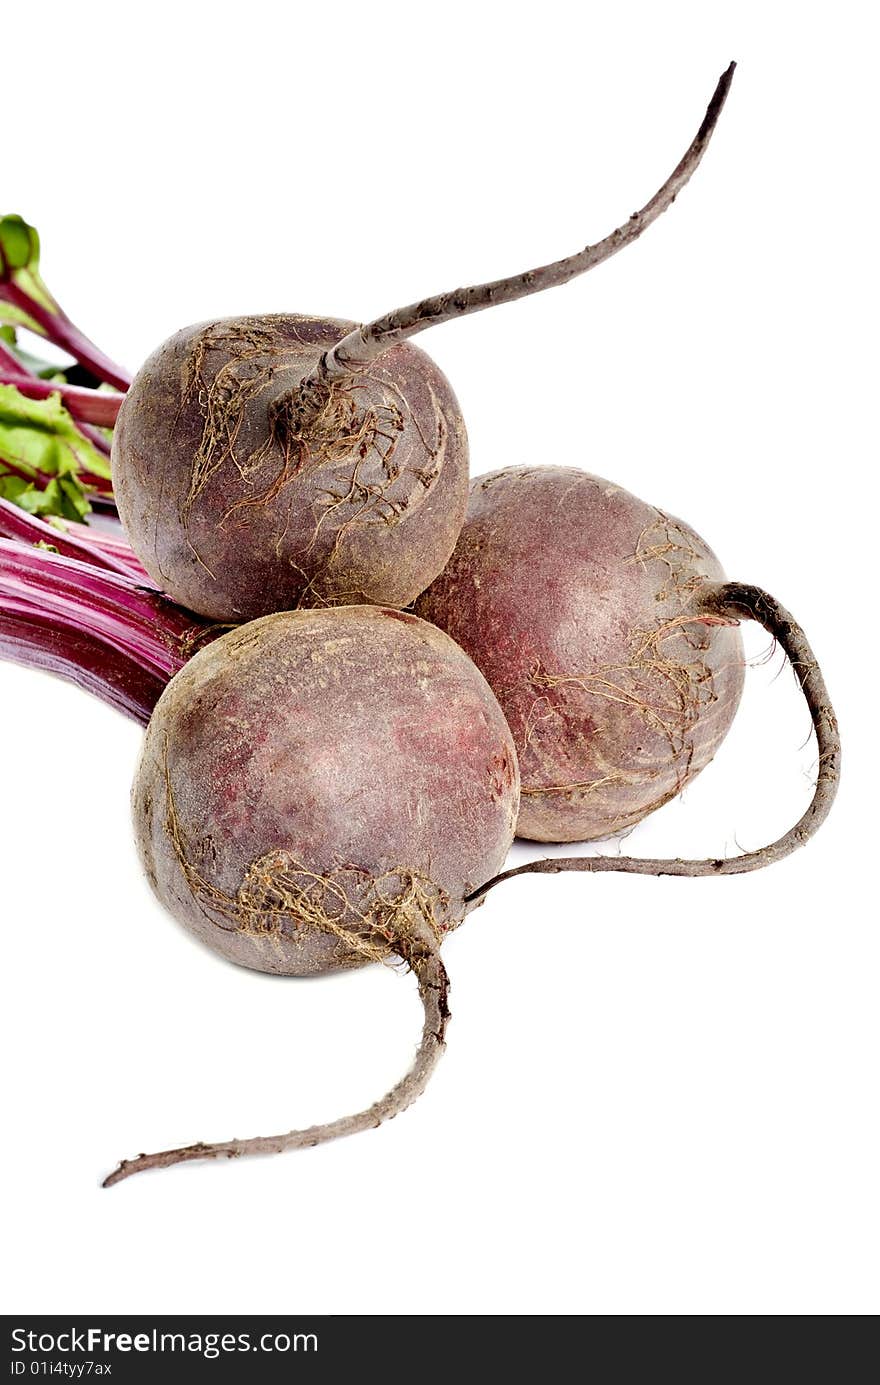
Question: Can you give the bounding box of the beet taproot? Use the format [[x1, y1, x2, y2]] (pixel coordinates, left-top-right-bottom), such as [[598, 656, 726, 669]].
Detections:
[[103, 604, 518, 1184], [111, 67, 735, 620]]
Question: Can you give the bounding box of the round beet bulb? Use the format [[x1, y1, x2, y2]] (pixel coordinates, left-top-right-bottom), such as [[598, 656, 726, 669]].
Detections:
[[113, 316, 469, 619], [416, 467, 745, 842], [132, 604, 519, 975]]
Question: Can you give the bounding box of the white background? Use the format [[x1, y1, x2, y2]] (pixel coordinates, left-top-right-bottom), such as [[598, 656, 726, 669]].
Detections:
[[2, 0, 876, 1316]]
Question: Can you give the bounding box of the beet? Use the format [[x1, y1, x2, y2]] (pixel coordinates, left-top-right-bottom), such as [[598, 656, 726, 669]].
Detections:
[[111, 67, 735, 620], [133, 603, 517, 972], [416, 466, 839, 890], [103, 604, 518, 1184], [113, 318, 470, 619], [417, 466, 745, 842]]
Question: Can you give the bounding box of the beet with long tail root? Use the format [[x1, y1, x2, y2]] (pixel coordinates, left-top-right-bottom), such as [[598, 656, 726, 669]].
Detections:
[[111, 65, 736, 620], [102, 605, 519, 1185]]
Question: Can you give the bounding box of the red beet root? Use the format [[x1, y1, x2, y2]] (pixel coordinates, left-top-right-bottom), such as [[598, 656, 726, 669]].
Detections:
[[103, 605, 518, 1185], [417, 466, 745, 842], [111, 67, 735, 621]]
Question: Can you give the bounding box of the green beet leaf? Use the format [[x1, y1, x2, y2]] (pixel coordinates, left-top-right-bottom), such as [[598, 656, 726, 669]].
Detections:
[[0, 381, 113, 521]]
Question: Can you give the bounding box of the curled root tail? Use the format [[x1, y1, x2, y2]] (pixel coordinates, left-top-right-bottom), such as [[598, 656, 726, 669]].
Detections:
[[102, 926, 450, 1188], [276, 63, 735, 397], [469, 581, 841, 898]]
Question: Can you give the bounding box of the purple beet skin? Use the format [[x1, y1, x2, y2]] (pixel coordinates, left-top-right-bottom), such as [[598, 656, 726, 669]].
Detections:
[[416, 466, 745, 843], [133, 605, 519, 975], [113, 315, 469, 620]]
